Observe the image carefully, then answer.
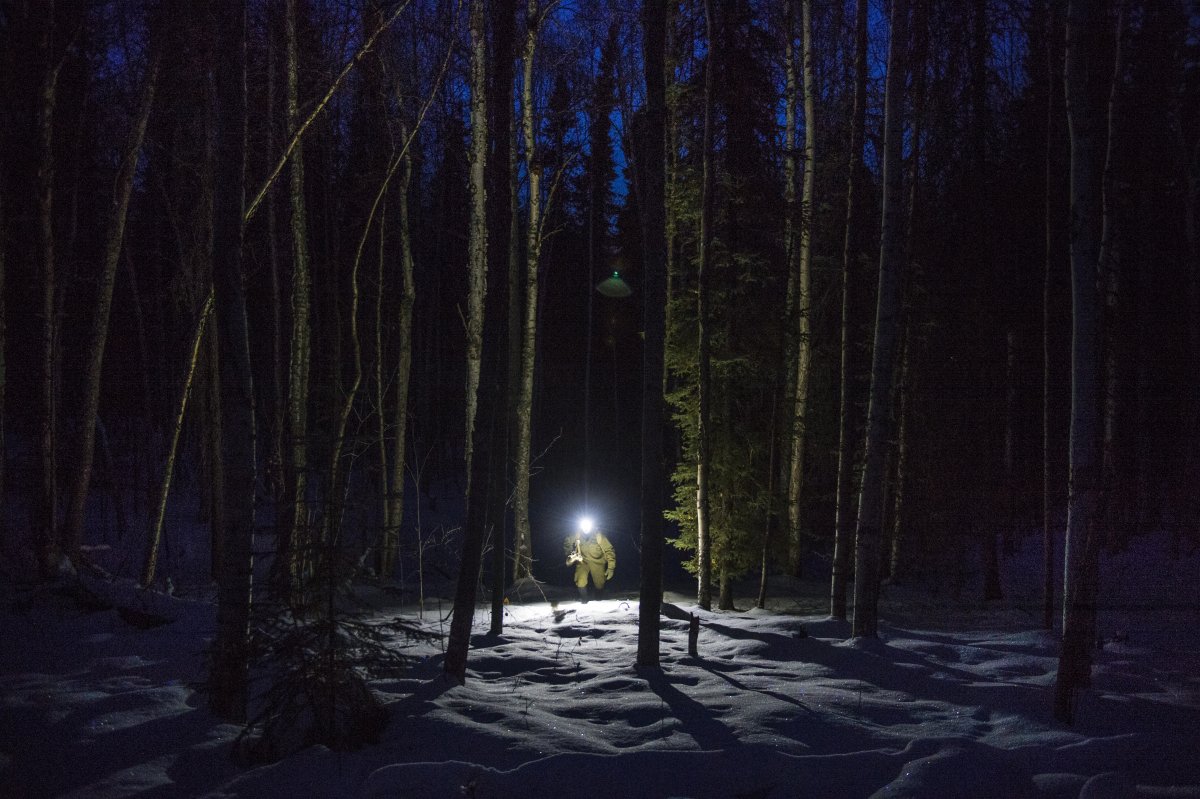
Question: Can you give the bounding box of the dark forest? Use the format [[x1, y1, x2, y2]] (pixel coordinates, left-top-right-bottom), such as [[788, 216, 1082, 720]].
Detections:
[[1, 0, 1199, 778]]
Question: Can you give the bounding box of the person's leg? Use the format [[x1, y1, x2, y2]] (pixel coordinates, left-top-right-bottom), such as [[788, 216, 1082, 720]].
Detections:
[[589, 563, 606, 600], [575, 564, 589, 602]]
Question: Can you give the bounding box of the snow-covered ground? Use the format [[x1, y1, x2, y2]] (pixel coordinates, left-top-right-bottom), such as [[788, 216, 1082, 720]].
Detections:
[[1, 533, 1198, 798]]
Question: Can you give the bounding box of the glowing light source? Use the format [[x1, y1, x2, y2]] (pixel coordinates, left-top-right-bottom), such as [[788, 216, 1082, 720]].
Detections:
[[595, 271, 632, 298], [578, 516, 595, 533]]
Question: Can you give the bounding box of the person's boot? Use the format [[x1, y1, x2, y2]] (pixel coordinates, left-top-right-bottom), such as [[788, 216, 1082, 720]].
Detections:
[[594, 585, 605, 601], [578, 586, 589, 604]]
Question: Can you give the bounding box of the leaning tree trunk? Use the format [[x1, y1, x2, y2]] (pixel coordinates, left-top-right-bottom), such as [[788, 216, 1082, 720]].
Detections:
[[695, 0, 715, 611], [1053, 0, 1109, 725], [63, 45, 161, 566], [830, 0, 868, 622], [637, 0, 669, 670], [143, 294, 214, 586], [444, 0, 491, 684], [36, 5, 62, 578], [851, 0, 909, 640], [786, 0, 816, 581]]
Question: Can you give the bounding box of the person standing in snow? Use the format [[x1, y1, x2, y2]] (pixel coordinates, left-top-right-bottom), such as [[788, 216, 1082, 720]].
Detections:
[[564, 517, 615, 602]]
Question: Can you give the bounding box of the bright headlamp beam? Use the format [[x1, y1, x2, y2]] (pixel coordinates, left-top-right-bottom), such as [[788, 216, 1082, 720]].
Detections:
[[578, 516, 594, 533]]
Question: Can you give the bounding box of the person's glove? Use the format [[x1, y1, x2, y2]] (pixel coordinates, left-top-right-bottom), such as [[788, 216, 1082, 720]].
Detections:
[[605, 569, 614, 581]]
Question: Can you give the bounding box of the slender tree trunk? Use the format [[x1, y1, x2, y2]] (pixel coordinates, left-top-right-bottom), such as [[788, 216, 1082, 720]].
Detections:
[[830, 0, 867, 622], [889, 0, 927, 586], [1042, 0, 1064, 632], [1054, 0, 1109, 725], [143, 294, 214, 586], [444, 0, 491, 683], [203, 323, 226, 580], [851, 0, 908, 640], [266, 10, 285, 512], [64, 45, 161, 566], [695, 0, 715, 611], [787, 0, 816, 580], [1100, 3, 1128, 550], [488, 0, 517, 629], [513, 0, 543, 596], [637, 0, 669, 669], [209, 0, 256, 723], [36, 5, 63, 577], [758, 391, 778, 609], [780, 0, 799, 577], [382, 119, 417, 580], [279, 0, 313, 600]]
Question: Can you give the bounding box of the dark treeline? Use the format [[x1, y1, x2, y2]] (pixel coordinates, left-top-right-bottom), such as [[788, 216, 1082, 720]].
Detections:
[[0, 0, 1197, 734]]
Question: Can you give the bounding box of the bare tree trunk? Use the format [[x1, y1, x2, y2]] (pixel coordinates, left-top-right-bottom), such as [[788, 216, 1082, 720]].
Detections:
[[143, 294, 214, 586], [637, 0, 669, 670], [695, 0, 715, 611], [209, 0, 256, 723], [1053, 0, 1110, 725], [266, 10, 286, 517], [279, 0, 313, 600], [889, 0, 927, 587], [36, 4, 63, 577], [1042, 0, 1064, 632], [786, 0, 816, 581], [64, 43, 161, 566], [852, 0, 908, 640], [830, 0, 867, 622], [444, 0, 491, 684], [757, 391, 778, 609], [513, 0, 543, 593], [382, 119, 417, 580], [488, 0, 517, 629]]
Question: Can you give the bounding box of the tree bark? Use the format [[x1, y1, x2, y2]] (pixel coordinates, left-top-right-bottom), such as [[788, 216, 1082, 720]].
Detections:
[[637, 0, 669, 670], [830, 0, 867, 622], [209, 0, 256, 723], [444, 0, 491, 684], [36, 3, 63, 577], [513, 0, 543, 598], [63, 42, 161, 566], [143, 294, 214, 586], [695, 0, 715, 611], [786, 0, 816, 581], [382, 117, 417, 580], [1053, 0, 1109, 725], [852, 0, 908, 640]]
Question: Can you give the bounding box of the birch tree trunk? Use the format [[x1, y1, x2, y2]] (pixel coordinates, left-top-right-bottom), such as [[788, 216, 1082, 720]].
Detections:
[[513, 0, 543, 591], [444, 0, 491, 683], [1053, 0, 1108, 725], [143, 294, 214, 586], [382, 118, 416, 580], [852, 0, 908, 640], [830, 0, 868, 622], [695, 0, 715, 611], [63, 43, 161, 566], [786, 0, 816, 580], [637, 0, 669, 670], [280, 0, 313, 599]]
